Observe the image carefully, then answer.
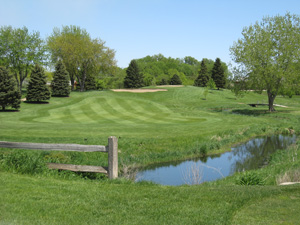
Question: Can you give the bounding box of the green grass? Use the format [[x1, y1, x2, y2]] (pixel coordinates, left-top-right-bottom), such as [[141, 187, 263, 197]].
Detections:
[[1, 86, 300, 224], [1, 171, 299, 224], [1, 86, 300, 166]]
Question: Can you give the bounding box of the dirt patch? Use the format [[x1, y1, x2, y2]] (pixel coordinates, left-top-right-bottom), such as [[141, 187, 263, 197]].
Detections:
[[111, 89, 168, 93]]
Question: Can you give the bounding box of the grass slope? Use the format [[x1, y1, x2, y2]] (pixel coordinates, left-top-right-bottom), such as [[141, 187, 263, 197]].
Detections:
[[1, 86, 299, 166], [1, 86, 300, 224], [1, 171, 300, 225]]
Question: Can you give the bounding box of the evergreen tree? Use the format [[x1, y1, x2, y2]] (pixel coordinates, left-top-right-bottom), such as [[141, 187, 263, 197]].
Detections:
[[51, 60, 70, 96], [160, 78, 168, 85], [194, 59, 210, 87], [85, 74, 97, 90], [170, 74, 182, 85], [211, 58, 226, 89], [26, 64, 51, 102], [124, 60, 144, 88], [0, 66, 21, 111]]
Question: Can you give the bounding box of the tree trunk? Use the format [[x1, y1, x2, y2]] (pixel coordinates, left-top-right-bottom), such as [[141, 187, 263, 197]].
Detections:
[[70, 77, 75, 91], [267, 91, 276, 112], [79, 68, 87, 92], [14, 72, 20, 93]]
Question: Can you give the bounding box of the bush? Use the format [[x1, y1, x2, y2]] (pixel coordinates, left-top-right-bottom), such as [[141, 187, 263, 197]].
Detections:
[[236, 171, 265, 185]]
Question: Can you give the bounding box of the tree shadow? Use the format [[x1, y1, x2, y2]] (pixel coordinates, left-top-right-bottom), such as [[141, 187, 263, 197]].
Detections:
[[24, 101, 49, 104], [0, 109, 20, 112], [232, 109, 269, 116]]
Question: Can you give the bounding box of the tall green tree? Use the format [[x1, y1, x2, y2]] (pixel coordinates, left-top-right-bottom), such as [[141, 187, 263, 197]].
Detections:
[[230, 13, 300, 111], [26, 65, 50, 102], [51, 60, 70, 97], [124, 60, 144, 88], [211, 58, 226, 90], [47, 25, 116, 92], [194, 59, 210, 87], [0, 66, 21, 111], [0, 26, 47, 93], [170, 74, 182, 85]]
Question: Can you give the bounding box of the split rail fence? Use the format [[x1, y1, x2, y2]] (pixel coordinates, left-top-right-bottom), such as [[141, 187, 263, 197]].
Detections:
[[0, 136, 118, 179]]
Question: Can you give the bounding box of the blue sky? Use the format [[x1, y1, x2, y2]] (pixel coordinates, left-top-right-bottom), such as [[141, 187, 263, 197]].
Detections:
[[1, 0, 300, 68]]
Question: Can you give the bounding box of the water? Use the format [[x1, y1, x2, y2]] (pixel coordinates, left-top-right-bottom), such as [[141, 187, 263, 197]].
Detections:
[[136, 134, 297, 186]]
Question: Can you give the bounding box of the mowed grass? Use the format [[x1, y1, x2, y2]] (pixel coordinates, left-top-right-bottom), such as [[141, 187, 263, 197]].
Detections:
[[1, 86, 300, 224], [1, 86, 300, 166], [1, 171, 300, 225]]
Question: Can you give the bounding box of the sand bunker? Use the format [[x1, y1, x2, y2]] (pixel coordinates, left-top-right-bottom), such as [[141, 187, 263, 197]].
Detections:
[[111, 89, 168, 93]]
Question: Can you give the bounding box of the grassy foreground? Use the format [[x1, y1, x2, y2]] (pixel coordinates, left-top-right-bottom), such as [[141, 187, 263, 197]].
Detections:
[[1, 86, 300, 224], [1, 171, 299, 224]]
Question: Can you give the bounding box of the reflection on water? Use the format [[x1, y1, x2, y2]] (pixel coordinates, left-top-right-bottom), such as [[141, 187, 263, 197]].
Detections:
[[136, 134, 297, 186]]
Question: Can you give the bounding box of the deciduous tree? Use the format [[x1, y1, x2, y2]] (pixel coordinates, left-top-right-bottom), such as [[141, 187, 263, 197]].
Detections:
[[230, 13, 300, 111], [0, 26, 47, 93], [47, 26, 116, 92]]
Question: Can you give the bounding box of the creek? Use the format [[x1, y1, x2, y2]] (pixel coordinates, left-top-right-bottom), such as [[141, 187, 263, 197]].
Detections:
[[136, 134, 297, 186]]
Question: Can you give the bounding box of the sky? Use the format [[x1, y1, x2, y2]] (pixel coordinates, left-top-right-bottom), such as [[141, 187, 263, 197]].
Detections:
[[1, 0, 300, 68]]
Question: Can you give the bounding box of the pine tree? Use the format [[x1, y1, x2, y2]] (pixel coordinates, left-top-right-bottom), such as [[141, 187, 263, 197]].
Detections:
[[211, 58, 226, 89], [0, 66, 21, 111], [170, 74, 182, 85], [26, 64, 51, 102], [124, 60, 144, 88], [85, 74, 97, 91], [194, 59, 210, 87], [51, 60, 70, 97]]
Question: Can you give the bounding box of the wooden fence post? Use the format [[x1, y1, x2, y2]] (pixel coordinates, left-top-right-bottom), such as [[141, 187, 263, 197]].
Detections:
[[108, 136, 118, 179]]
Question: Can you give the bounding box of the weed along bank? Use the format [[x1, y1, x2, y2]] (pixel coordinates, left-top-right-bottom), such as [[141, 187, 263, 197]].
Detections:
[[136, 134, 297, 185], [0, 136, 118, 179]]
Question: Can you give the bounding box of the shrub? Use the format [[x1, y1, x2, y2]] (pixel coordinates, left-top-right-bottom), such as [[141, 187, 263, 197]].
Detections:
[[236, 171, 265, 185]]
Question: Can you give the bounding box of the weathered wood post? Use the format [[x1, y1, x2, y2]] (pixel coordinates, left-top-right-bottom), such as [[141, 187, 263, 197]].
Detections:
[[108, 136, 118, 179]]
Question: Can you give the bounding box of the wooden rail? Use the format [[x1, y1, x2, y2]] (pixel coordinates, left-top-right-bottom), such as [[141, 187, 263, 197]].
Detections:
[[0, 136, 118, 179]]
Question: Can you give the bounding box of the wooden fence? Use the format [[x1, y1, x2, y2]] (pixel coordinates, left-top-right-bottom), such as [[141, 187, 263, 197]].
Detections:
[[0, 136, 118, 179]]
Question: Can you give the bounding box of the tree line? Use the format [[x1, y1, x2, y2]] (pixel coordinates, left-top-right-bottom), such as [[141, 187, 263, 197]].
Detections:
[[123, 56, 228, 89], [2, 12, 300, 112]]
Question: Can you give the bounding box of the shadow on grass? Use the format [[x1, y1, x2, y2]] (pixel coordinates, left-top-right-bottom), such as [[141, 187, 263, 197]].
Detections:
[[232, 109, 270, 116], [24, 101, 49, 104], [0, 109, 20, 112]]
